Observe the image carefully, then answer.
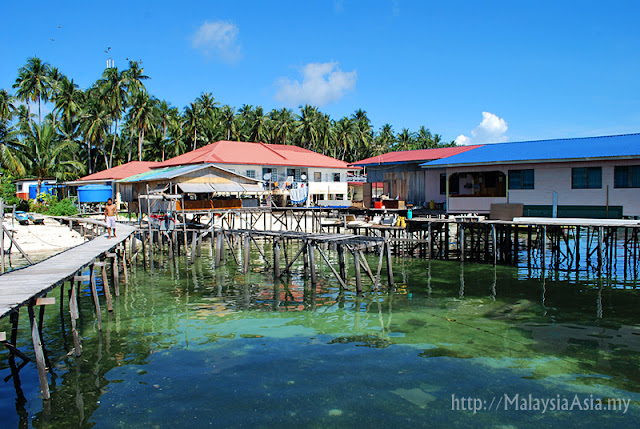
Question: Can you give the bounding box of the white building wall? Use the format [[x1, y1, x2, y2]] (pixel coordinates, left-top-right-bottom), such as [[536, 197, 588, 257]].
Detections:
[[424, 169, 445, 203], [213, 164, 349, 183], [444, 159, 640, 216]]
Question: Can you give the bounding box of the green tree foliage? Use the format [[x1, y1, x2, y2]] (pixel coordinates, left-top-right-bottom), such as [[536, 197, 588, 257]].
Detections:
[[1, 56, 456, 185]]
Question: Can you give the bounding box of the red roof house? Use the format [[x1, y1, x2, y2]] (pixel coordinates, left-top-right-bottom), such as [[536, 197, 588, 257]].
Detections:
[[157, 141, 352, 169], [78, 161, 159, 182]]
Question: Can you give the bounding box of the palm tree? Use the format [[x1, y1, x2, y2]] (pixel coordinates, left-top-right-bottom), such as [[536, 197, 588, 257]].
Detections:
[[332, 117, 356, 159], [183, 102, 201, 151], [80, 95, 110, 173], [269, 108, 295, 145], [0, 89, 15, 122], [157, 100, 180, 161], [52, 77, 83, 137], [98, 67, 129, 168], [396, 128, 415, 151], [124, 60, 149, 96], [376, 123, 395, 153], [296, 105, 320, 150], [219, 105, 236, 140], [247, 106, 268, 143], [13, 57, 52, 126], [129, 92, 158, 161], [352, 109, 374, 159], [22, 122, 84, 193], [0, 121, 25, 176]]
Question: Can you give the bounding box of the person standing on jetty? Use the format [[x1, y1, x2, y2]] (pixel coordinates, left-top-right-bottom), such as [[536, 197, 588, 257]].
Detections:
[[105, 198, 118, 239]]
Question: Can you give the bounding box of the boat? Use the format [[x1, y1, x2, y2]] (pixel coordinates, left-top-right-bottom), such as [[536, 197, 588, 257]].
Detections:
[[27, 212, 45, 225], [14, 211, 29, 225]]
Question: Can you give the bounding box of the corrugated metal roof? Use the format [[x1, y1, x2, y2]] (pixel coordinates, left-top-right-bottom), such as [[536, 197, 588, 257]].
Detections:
[[118, 163, 262, 184], [422, 133, 640, 168], [156, 140, 353, 169], [352, 145, 483, 166]]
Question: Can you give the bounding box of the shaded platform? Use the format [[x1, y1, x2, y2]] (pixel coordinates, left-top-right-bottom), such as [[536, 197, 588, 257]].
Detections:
[[0, 223, 135, 320]]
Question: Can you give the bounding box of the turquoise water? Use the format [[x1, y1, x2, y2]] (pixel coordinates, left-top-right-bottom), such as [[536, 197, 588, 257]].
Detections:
[[1, 240, 640, 428]]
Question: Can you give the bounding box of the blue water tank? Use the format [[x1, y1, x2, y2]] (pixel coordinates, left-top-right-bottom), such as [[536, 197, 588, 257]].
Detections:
[[78, 185, 113, 203], [29, 184, 56, 199]]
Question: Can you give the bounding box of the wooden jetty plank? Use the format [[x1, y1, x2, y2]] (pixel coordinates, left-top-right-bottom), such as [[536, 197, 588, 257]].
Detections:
[[0, 223, 135, 320]]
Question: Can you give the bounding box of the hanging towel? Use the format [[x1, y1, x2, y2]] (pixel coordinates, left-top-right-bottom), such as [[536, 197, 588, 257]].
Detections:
[[290, 187, 308, 204]]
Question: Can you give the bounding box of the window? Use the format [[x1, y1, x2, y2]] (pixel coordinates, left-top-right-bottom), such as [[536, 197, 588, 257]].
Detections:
[[508, 169, 534, 190], [572, 167, 602, 189], [314, 172, 322, 182], [442, 174, 460, 194], [333, 173, 341, 182], [245, 170, 256, 179], [614, 166, 640, 188], [262, 167, 277, 181], [287, 168, 302, 182]]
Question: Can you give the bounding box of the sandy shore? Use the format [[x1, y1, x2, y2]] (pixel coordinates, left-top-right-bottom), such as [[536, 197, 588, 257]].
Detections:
[[2, 215, 87, 259]]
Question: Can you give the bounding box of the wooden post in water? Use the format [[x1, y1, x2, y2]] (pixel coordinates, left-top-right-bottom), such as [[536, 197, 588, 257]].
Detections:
[[308, 241, 317, 287], [459, 224, 465, 261], [597, 226, 603, 276], [273, 238, 281, 277], [215, 231, 224, 268], [303, 240, 309, 278], [385, 241, 394, 288], [69, 279, 81, 357], [89, 265, 102, 331], [243, 234, 251, 274], [94, 261, 113, 312], [541, 226, 547, 270], [353, 248, 363, 295], [427, 222, 432, 259], [106, 252, 119, 297], [28, 302, 50, 400], [337, 244, 346, 282]]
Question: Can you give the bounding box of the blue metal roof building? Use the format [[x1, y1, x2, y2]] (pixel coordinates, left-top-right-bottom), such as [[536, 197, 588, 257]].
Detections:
[[421, 133, 640, 168]]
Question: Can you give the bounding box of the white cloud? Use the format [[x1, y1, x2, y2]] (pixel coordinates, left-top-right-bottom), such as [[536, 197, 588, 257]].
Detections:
[[455, 111, 509, 145], [274, 62, 357, 107], [192, 20, 241, 63]]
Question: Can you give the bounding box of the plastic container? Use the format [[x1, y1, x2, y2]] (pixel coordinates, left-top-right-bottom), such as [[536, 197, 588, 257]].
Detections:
[[28, 184, 55, 199], [78, 184, 113, 203], [407, 209, 413, 219], [374, 201, 383, 209]]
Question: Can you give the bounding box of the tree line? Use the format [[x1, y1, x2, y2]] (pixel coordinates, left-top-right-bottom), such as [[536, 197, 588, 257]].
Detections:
[[0, 56, 455, 182]]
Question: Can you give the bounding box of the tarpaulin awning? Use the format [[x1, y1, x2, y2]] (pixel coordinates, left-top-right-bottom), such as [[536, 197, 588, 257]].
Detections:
[[178, 183, 214, 193]]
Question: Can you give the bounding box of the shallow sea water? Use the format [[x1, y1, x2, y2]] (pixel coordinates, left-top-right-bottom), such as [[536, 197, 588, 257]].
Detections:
[[1, 240, 639, 428]]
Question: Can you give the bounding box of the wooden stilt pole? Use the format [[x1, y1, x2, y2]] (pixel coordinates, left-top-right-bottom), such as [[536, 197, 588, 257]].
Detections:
[[385, 241, 394, 288], [95, 261, 113, 312], [69, 280, 81, 357], [308, 241, 317, 287], [28, 303, 50, 400], [243, 234, 250, 274], [89, 266, 102, 331], [273, 238, 281, 277], [337, 244, 346, 282], [353, 248, 363, 295], [303, 239, 309, 278]]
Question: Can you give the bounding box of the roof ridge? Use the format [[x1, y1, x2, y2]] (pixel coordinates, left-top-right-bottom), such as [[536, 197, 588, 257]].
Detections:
[[258, 142, 288, 160]]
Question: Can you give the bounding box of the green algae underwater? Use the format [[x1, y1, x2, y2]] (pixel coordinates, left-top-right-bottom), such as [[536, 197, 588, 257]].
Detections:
[[1, 240, 640, 428]]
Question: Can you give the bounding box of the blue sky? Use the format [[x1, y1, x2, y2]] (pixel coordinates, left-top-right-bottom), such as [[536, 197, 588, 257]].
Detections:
[[1, 0, 639, 145]]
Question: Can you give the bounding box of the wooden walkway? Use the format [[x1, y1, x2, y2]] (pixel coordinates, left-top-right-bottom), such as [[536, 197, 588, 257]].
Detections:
[[0, 223, 135, 320]]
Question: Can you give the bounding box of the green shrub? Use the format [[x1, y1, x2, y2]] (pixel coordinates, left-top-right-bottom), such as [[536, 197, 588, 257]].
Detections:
[[47, 198, 78, 216]]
